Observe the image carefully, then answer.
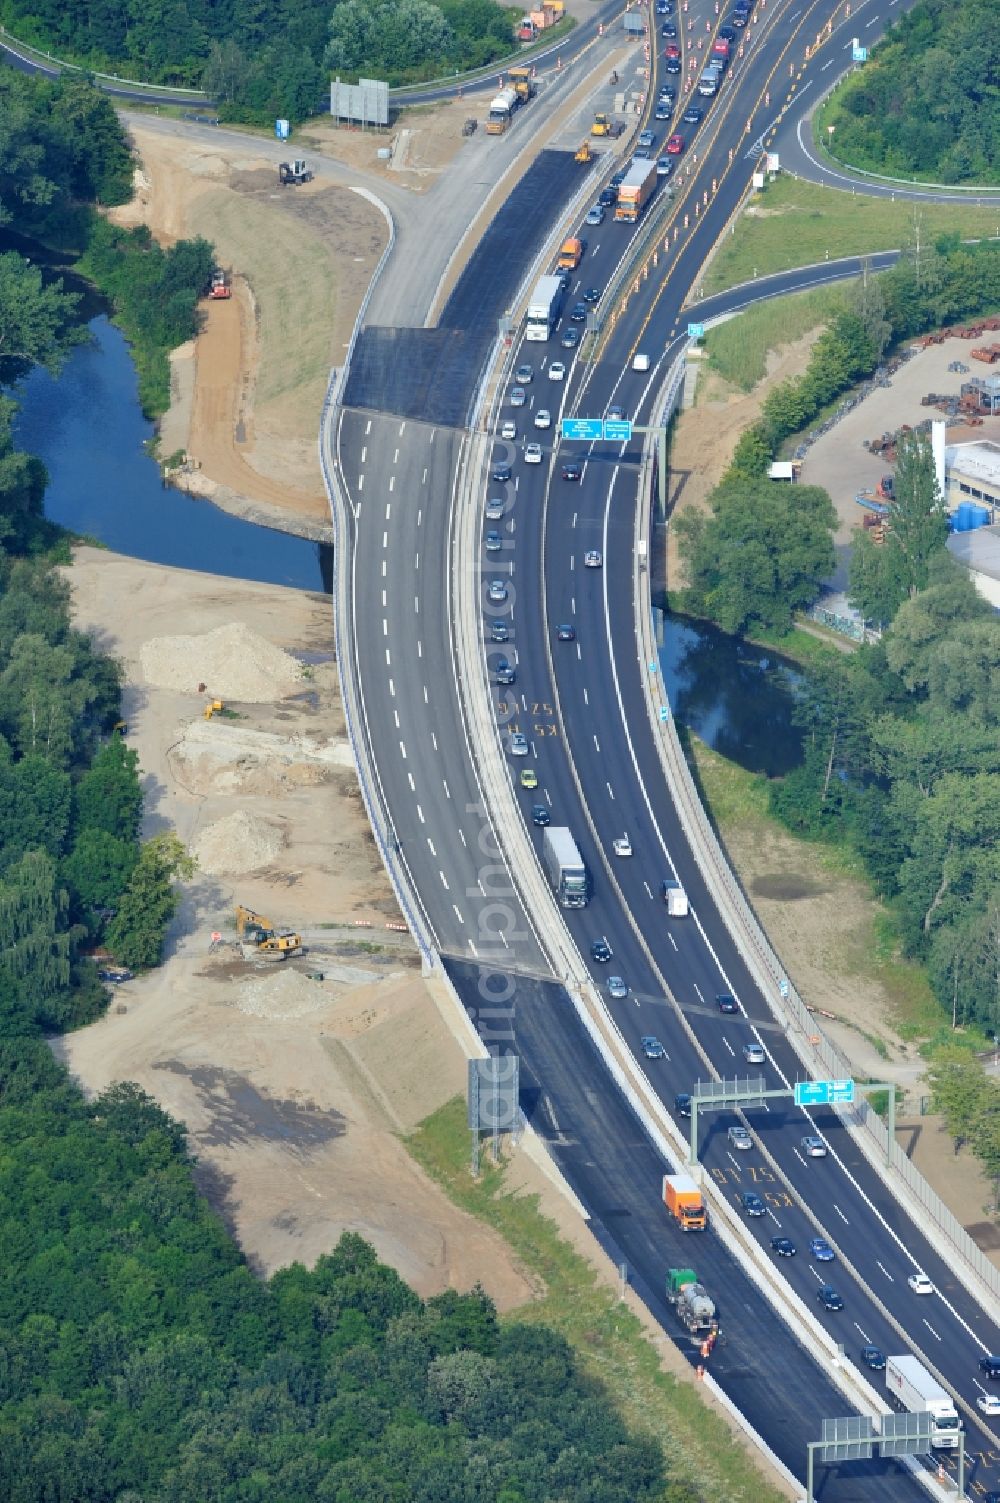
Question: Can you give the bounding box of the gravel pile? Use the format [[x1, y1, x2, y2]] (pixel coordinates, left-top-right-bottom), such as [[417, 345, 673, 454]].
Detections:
[[140, 622, 303, 702], [191, 810, 284, 874], [236, 969, 331, 1020]]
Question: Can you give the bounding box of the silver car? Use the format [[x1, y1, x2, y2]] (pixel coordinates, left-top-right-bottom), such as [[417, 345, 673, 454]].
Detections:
[[801, 1135, 828, 1158], [488, 579, 508, 603], [607, 975, 629, 1000], [510, 732, 529, 756], [727, 1124, 752, 1151], [510, 386, 526, 408]]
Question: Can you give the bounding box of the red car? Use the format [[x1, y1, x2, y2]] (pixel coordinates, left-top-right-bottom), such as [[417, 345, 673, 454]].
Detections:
[[666, 133, 685, 155], [664, 42, 680, 57]]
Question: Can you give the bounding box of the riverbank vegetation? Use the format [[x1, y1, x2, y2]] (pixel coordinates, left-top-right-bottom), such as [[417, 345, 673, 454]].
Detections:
[[2, 70, 216, 417], [0, 0, 520, 121], [818, 0, 1000, 185]]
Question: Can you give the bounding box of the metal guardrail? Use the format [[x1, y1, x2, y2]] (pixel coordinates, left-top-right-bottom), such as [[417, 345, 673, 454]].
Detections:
[[0, 30, 211, 97]]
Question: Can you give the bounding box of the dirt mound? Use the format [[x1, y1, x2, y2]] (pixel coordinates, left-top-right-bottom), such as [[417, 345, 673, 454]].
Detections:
[[140, 622, 302, 701], [236, 969, 332, 1021], [192, 809, 284, 874]]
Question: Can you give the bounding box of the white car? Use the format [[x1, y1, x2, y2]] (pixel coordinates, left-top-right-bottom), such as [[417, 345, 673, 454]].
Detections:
[[488, 579, 508, 602], [548, 361, 567, 381], [534, 409, 552, 429], [612, 834, 632, 857], [500, 419, 517, 440], [510, 732, 529, 756], [524, 442, 543, 464], [801, 1135, 828, 1158], [510, 387, 526, 408], [584, 550, 603, 568], [978, 1394, 1000, 1416], [907, 1272, 934, 1295], [743, 1041, 765, 1065]]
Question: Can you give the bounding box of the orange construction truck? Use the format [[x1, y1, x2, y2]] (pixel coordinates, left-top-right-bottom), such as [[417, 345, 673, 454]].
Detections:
[[662, 1172, 707, 1231], [557, 236, 583, 270]]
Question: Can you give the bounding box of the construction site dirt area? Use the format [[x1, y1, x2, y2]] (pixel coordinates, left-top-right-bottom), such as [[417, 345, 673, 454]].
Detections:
[[113, 126, 388, 530], [58, 548, 533, 1304]]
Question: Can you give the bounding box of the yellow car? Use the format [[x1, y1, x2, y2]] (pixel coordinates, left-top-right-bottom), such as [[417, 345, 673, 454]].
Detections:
[[520, 767, 538, 790]]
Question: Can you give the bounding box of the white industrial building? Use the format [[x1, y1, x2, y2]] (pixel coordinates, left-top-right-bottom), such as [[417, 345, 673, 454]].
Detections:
[[942, 437, 1000, 522], [947, 525, 1000, 609]]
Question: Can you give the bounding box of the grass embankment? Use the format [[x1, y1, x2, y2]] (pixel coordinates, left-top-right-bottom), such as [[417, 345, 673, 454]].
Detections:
[[703, 284, 849, 390], [409, 1098, 787, 1503], [683, 734, 939, 1049], [702, 175, 1000, 297]]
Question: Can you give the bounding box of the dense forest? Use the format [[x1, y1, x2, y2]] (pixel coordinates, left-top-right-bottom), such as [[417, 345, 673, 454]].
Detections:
[[826, 0, 1000, 184], [0, 0, 521, 118], [0, 73, 672, 1503]]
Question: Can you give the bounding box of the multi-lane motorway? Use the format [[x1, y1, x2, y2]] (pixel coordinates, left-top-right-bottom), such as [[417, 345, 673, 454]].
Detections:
[[329, 0, 1000, 1495]]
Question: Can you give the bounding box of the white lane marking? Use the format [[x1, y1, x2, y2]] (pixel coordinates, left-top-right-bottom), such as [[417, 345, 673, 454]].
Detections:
[[365, 420, 371, 435], [458, 828, 467, 845], [833, 1204, 849, 1225], [415, 595, 420, 614], [607, 781, 615, 799], [417, 509, 422, 526], [388, 678, 395, 697], [417, 641, 423, 657], [358, 474, 364, 491], [453, 904, 464, 924], [431, 732, 438, 751], [668, 932, 678, 951], [361, 446, 367, 462], [399, 741, 407, 759], [389, 475, 395, 492], [427, 838, 436, 856], [576, 643, 582, 660], [821, 58, 833, 69], [383, 619, 388, 636], [722, 1037, 735, 1056], [923, 1320, 942, 1342], [876, 1261, 894, 1282], [407, 772, 415, 791], [423, 685, 429, 703], [854, 1322, 872, 1343], [382, 559, 386, 577], [385, 506, 391, 524], [794, 1148, 806, 1167], [382, 531, 388, 548], [385, 649, 391, 665], [809, 1266, 825, 1283], [693, 983, 704, 1002], [469, 939, 478, 957], [572, 512, 578, 527], [571, 596, 576, 614], [644, 881, 653, 898], [594, 735, 601, 752], [393, 448, 399, 462], [545, 788, 553, 806], [415, 553, 420, 570], [442, 780, 451, 799], [767, 1208, 781, 1226], [393, 711, 399, 728], [440, 870, 449, 890], [417, 804, 425, 823], [381, 590, 387, 607], [583, 687, 589, 704], [422, 468, 428, 483]]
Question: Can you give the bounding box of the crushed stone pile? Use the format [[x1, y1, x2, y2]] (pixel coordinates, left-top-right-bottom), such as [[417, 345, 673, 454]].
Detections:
[[191, 810, 284, 874], [140, 622, 303, 702], [236, 969, 332, 1021]]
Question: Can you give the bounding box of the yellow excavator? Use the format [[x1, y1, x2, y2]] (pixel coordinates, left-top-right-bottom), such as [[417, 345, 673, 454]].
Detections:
[[235, 905, 302, 957]]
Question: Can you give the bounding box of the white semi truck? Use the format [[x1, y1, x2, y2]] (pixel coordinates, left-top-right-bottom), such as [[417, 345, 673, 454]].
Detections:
[[542, 827, 589, 908], [525, 274, 565, 342], [885, 1355, 960, 1449]]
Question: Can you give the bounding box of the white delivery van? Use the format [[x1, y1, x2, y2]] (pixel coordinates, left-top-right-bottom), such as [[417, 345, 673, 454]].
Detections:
[[632, 351, 650, 371]]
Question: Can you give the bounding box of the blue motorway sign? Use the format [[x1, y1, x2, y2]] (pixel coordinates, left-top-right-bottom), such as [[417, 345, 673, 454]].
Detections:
[[852, 43, 868, 61], [687, 322, 705, 339], [794, 1079, 855, 1107], [604, 419, 632, 442], [561, 418, 603, 442]]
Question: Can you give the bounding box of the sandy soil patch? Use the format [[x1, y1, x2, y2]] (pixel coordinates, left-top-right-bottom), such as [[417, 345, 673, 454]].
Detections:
[[59, 547, 535, 1304], [304, 96, 480, 188], [113, 127, 387, 525], [666, 332, 823, 586]]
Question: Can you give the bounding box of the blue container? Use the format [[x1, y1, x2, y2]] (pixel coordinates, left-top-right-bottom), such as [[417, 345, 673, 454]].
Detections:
[[967, 504, 991, 530]]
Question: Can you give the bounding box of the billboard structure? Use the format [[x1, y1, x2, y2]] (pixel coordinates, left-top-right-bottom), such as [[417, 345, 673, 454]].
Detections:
[[330, 77, 389, 128]]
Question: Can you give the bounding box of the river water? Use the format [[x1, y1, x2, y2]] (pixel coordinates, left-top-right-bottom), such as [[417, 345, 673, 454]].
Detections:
[[654, 607, 803, 777], [14, 312, 329, 593]]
